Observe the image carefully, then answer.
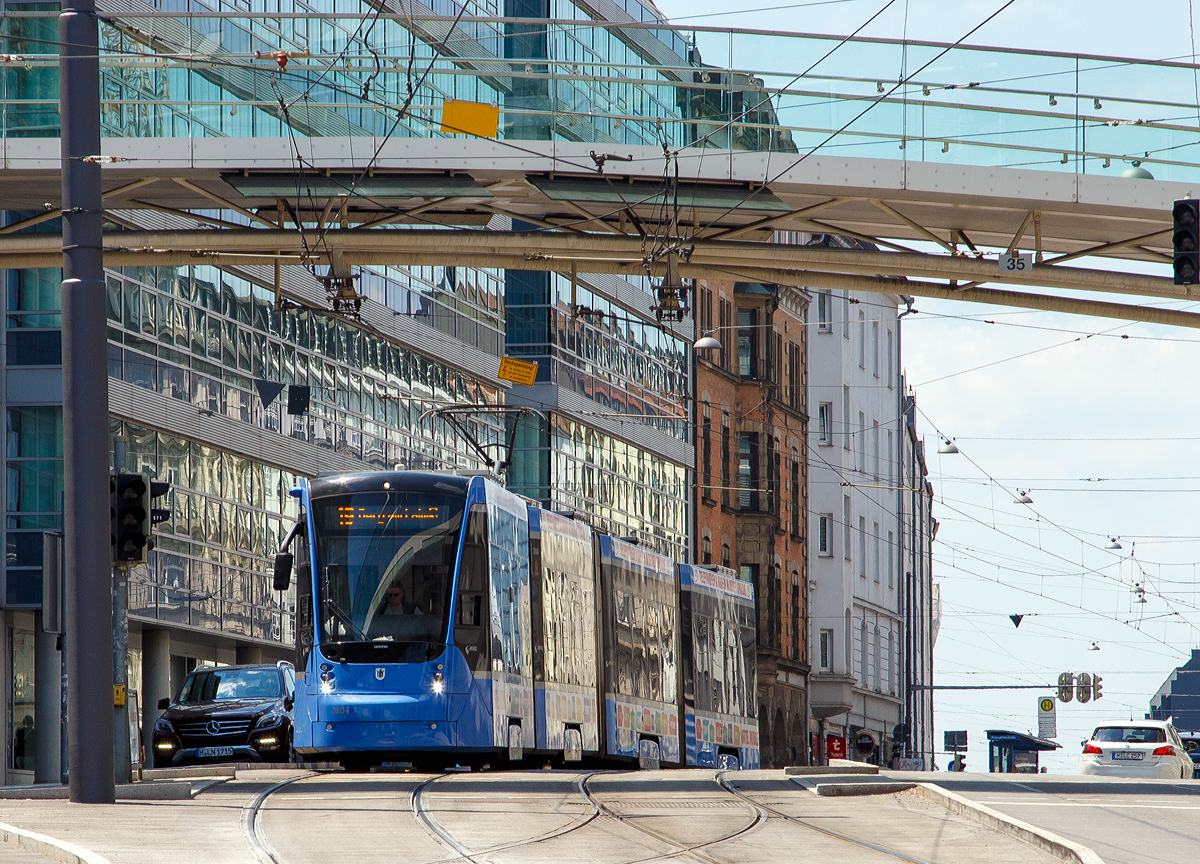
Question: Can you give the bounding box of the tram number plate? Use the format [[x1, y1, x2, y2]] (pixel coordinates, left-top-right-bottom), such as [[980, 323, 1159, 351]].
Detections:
[[197, 746, 235, 759], [1112, 751, 1143, 760]]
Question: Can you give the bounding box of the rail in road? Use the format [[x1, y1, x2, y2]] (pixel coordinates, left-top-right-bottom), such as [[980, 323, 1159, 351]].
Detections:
[[243, 769, 962, 864]]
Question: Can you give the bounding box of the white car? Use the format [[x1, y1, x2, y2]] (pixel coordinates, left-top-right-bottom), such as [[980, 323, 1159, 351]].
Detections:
[[1078, 720, 1193, 780]]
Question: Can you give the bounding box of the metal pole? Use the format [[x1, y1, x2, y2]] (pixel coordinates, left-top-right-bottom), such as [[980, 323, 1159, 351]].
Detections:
[[60, 0, 115, 803], [112, 436, 130, 784]]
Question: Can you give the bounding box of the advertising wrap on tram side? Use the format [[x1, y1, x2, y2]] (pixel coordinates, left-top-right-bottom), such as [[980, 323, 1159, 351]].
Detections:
[[528, 507, 601, 757], [678, 564, 760, 771], [597, 534, 682, 766]]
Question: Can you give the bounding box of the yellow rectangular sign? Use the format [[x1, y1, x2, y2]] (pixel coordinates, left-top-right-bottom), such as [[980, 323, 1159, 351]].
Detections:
[[114, 684, 126, 707], [498, 356, 538, 387], [440, 99, 499, 139]]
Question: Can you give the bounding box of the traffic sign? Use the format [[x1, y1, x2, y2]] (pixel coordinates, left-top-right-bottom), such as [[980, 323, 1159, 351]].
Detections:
[[1038, 696, 1057, 738], [498, 356, 539, 386]]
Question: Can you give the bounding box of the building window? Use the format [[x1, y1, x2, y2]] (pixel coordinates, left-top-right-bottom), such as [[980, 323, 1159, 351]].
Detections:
[[887, 531, 895, 588], [702, 534, 712, 565], [843, 496, 852, 560], [873, 522, 880, 583], [817, 291, 831, 332], [722, 542, 731, 570], [872, 320, 879, 377], [858, 516, 867, 578], [873, 627, 882, 691], [887, 429, 893, 484], [842, 387, 851, 450], [842, 292, 850, 338], [858, 310, 865, 367], [719, 297, 732, 370], [737, 432, 758, 510], [872, 420, 880, 480], [887, 329, 893, 386], [792, 573, 802, 662], [787, 340, 802, 410], [859, 618, 868, 684], [819, 629, 833, 670], [10, 627, 35, 770], [700, 286, 713, 332], [818, 514, 833, 556], [701, 407, 712, 498], [737, 308, 757, 378], [857, 411, 865, 471], [790, 453, 801, 538], [720, 413, 731, 508], [817, 402, 832, 444]]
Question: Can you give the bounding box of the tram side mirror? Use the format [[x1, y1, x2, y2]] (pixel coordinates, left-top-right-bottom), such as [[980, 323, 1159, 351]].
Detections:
[[274, 552, 294, 591], [157, 697, 170, 710]]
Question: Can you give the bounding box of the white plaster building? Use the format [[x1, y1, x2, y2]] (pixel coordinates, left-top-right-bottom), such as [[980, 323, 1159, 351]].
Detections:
[[805, 237, 935, 766]]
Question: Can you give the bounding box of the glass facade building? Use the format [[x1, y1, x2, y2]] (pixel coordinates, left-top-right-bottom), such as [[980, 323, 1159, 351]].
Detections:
[[0, 0, 738, 781]]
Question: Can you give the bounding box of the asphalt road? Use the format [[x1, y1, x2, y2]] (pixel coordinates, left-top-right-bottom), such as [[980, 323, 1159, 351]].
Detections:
[[902, 773, 1200, 864]]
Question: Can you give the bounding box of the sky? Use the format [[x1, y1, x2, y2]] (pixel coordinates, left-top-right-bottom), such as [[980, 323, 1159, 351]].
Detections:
[[653, 0, 1200, 772]]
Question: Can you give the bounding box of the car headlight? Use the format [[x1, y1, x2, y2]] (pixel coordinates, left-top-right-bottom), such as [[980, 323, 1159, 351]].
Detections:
[[256, 712, 284, 730], [154, 717, 174, 734]]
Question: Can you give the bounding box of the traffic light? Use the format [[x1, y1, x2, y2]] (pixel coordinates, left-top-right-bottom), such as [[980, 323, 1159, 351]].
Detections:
[[1092, 675, 1103, 701], [150, 481, 172, 529], [1058, 672, 1074, 703], [1173, 198, 1200, 285], [1077, 671, 1093, 704], [112, 473, 149, 563]]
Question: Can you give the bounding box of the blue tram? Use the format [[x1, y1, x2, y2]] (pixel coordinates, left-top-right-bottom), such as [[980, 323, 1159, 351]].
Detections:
[[277, 470, 758, 770]]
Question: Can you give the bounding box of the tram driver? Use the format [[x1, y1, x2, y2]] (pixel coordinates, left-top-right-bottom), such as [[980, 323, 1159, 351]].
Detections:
[[377, 579, 423, 618]]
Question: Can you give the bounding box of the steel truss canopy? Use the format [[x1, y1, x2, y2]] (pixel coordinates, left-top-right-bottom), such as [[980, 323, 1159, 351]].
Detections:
[[0, 138, 1195, 325], [4, 9, 1200, 326]]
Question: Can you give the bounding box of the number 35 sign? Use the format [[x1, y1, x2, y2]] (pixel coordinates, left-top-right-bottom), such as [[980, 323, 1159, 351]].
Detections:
[[999, 252, 1034, 273]]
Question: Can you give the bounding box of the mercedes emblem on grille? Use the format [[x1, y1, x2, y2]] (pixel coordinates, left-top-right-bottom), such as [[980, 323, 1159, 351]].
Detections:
[[207, 720, 221, 735]]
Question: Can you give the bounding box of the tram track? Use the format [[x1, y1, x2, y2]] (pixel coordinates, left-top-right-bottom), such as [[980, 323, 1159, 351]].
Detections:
[[411, 771, 603, 864], [714, 772, 934, 864], [243, 772, 319, 864]]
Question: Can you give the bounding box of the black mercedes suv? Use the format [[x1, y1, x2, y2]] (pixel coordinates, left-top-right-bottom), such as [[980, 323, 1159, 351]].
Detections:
[[152, 662, 295, 767]]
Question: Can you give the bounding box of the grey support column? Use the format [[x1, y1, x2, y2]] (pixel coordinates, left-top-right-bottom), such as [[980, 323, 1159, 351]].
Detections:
[[60, 0, 114, 803], [141, 630, 170, 765], [34, 612, 62, 784], [235, 644, 264, 666]]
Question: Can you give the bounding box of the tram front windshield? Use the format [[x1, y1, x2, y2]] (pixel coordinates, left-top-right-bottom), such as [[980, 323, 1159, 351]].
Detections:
[[312, 490, 465, 662]]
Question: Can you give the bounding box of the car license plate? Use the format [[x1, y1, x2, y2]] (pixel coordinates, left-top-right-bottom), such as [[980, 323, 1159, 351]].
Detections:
[[1111, 751, 1143, 761], [196, 746, 235, 759]]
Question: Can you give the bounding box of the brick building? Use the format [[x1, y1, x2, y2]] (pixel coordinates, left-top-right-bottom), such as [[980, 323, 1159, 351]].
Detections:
[[694, 276, 810, 767]]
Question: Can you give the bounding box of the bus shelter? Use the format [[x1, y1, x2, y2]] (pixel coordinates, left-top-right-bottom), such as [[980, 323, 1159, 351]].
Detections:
[[986, 730, 1061, 773]]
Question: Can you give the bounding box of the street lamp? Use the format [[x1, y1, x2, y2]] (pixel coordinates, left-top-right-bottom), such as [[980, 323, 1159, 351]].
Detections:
[[694, 332, 722, 350], [937, 437, 959, 454], [1013, 490, 1033, 504], [1105, 537, 1122, 550]]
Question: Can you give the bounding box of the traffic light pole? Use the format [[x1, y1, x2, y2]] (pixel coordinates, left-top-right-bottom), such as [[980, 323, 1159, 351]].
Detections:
[[60, 0, 115, 803]]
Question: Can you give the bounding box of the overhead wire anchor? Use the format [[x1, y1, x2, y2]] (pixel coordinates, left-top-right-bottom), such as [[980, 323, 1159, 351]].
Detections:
[[589, 151, 633, 173]]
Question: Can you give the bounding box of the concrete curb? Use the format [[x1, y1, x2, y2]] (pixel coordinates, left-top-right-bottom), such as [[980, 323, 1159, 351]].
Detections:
[[0, 782, 195, 801], [785, 764, 880, 776], [0, 821, 112, 864], [815, 781, 916, 796], [914, 782, 1105, 864]]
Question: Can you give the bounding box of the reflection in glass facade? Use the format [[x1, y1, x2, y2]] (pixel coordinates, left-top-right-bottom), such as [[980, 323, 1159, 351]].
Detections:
[[114, 419, 300, 646], [0, 0, 711, 652], [104, 264, 504, 471]]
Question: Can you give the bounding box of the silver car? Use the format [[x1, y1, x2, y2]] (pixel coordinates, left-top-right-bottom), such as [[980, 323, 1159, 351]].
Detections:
[[1078, 720, 1193, 780]]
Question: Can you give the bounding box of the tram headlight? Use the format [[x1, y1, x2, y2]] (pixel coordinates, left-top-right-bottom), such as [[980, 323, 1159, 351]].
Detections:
[[319, 671, 336, 694], [431, 672, 444, 694]]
